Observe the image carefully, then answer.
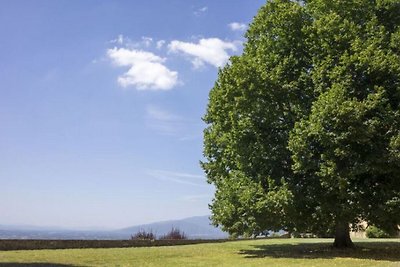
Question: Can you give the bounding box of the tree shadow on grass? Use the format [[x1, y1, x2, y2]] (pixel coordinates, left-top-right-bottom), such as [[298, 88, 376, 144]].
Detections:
[[239, 241, 400, 262], [0, 263, 80, 267]]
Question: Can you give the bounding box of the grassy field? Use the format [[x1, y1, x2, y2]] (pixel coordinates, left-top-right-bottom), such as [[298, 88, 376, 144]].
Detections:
[[0, 238, 399, 267]]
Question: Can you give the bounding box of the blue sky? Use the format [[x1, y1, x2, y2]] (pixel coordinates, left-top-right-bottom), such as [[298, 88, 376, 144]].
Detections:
[[0, 0, 265, 229]]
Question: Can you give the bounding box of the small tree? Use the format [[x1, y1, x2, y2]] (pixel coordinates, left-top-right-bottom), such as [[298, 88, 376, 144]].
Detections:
[[131, 229, 155, 241], [159, 227, 187, 240], [366, 226, 391, 238]]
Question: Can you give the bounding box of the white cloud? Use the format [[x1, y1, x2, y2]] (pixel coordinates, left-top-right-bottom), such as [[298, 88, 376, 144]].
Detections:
[[194, 6, 208, 16], [168, 38, 238, 68], [141, 36, 153, 47], [107, 47, 178, 90], [147, 170, 207, 187], [156, 40, 166, 50], [110, 35, 154, 49], [228, 22, 247, 32], [199, 6, 208, 12], [110, 34, 124, 45]]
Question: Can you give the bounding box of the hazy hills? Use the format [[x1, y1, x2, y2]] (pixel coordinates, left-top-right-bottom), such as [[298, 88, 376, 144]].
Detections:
[[119, 215, 227, 239], [0, 215, 228, 240]]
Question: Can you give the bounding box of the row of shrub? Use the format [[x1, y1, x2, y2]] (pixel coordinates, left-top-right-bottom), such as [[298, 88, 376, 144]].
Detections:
[[131, 227, 187, 241], [365, 225, 397, 238], [0, 238, 227, 251]]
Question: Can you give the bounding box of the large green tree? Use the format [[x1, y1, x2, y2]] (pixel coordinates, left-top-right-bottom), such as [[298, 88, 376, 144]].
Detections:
[[202, 0, 400, 248]]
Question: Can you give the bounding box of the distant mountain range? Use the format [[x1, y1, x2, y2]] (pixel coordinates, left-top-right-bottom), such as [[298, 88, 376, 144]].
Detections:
[[118, 215, 227, 239], [0, 216, 228, 240]]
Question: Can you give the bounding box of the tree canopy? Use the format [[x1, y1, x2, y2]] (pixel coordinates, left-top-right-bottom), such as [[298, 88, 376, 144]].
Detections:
[[202, 0, 400, 248]]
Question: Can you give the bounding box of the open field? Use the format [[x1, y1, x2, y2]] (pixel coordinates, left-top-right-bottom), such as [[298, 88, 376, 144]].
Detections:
[[0, 238, 399, 267]]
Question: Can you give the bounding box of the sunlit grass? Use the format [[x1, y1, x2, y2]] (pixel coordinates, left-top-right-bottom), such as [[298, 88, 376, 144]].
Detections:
[[0, 238, 399, 266]]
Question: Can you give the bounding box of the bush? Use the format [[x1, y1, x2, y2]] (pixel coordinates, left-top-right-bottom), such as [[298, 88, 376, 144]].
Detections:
[[366, 226, 390, 238], [160, 227, 187, 240], [131, 229, 155, 240]]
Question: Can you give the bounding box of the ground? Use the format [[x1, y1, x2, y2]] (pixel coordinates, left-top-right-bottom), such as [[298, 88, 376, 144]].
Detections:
[[0, 238, 399, 266]]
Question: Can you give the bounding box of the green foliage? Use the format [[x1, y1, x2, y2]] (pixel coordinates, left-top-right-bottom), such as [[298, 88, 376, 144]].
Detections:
[[202, 0, 400, 241], [366, 225, 391, 238]]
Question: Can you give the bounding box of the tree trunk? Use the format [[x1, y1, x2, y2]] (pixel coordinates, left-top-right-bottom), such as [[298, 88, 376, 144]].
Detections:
[[333, 222, 354, 248]]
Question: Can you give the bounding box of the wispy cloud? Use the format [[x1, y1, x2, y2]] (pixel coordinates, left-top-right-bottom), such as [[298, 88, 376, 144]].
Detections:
[[110, 34, 125, 45], [147, 170, 207, 187], [168, 38, 239, 68], [156, 40, 166, 50], [194, 6, 208, 16], [141, 36, 153, 47], [107, 47, 178, 90], [145, 105, 203, 140], [110, 35, 156, 49], [181, 194, 213, 202], [228, 22, 247, 32], [145, 105, 183, 135], [178, 133, 202, 142]]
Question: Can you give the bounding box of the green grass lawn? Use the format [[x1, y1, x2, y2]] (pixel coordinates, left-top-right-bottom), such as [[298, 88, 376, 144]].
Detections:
[[0, 238, 399, 267]]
